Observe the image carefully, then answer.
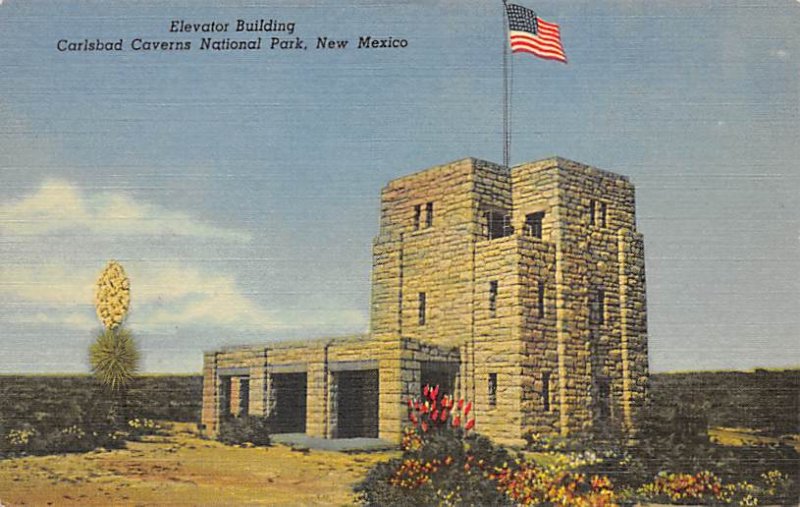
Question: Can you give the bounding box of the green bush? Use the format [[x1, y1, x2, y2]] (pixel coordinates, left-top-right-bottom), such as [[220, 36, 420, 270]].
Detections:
[[217, 416, 271, 446]]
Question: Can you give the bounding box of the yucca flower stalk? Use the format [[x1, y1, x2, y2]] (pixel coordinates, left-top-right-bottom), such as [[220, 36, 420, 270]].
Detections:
[[94, 260, 130, 329], [90, 261, 139, 401]]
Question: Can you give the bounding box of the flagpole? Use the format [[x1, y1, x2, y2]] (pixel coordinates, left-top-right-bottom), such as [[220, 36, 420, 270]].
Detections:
[[502, 0, 510, 168], [501, 1, 514, 168]]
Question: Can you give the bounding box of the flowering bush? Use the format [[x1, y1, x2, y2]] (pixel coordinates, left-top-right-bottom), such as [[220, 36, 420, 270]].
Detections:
[[356, 385, 624, 506], [629, 470, 798, 506], [6, 427, 37, 449], [126, 418, 165, 440], [490, 463, 618, 507], [355, 385, 512, 506]]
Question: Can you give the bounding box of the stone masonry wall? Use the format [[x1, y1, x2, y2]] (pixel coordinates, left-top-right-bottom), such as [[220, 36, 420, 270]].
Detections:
[[202, 335, 458, 444], [511, 157, 648, 435]]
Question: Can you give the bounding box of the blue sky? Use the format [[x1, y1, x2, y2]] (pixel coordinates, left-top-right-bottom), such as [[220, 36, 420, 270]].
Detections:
[[0, 0, 798, 373]]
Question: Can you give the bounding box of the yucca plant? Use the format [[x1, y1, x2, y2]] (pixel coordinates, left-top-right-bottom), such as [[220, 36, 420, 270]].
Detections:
[[89, 327, 140, 391], [89, 261, 140, 426]]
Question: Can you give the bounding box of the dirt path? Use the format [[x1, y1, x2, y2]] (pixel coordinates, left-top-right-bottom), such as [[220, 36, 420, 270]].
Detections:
[[0, 423, 397, 506]]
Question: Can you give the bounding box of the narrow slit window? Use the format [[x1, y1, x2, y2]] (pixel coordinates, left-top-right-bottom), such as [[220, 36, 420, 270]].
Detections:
[[599, 202, 607, 228], [425, 202, 434, 228], [542, 371, 551, 412], [589, 200, 596, 226], [413, 204, 421, 231], [489, 280, 498, 318], [418, 292, 427, 325], [488, 373, 498, 407], [590, 288, 605, 325], [537, 281, 545, 318]]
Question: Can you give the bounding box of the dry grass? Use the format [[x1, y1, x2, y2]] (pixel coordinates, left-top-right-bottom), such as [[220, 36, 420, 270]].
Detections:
[[709, 426, 800, 451], [0, 423, 398, 506]]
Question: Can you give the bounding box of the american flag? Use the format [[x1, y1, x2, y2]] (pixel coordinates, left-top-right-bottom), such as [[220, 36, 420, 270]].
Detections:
[[505, 3, 567, 63]]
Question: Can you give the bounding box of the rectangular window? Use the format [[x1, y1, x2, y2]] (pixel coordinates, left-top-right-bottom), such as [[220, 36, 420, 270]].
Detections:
[[590, 288, 605, 325], [418, 292, 427, 325], [589, 199, 596, 226], [485, 210, 511, 239], [542, 371, 551, 412], [488, 373, 498, 407], [425, 202, 434, 228], [489, 280, 498, 318], [524, 211, 544, 239], [599, 202, 607, 228], [537, 281, 545, 318], [413, 204, 421, 231]]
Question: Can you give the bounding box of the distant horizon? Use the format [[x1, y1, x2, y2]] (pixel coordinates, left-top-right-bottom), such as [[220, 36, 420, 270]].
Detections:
[[1, 363, 798, 376]]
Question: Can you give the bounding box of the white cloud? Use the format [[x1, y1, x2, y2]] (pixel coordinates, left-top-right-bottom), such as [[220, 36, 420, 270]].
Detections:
[[0, 178, 250, 241], [0, 262, 282, 332], [772, 49, 790, 60]]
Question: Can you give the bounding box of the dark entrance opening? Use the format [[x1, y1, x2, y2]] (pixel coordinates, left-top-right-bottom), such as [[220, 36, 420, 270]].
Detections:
[[420, 362, 457, 398], [335, 369, 379, 438], [271, 372, 307, 433]]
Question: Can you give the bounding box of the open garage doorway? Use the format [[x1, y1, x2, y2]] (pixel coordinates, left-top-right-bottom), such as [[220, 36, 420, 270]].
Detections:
[[334, 369, 379, 438], [270, 372, 307, 433]]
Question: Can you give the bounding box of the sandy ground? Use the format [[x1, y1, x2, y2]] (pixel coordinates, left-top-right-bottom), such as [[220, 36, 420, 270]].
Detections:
[[0, 423, 398, 506]]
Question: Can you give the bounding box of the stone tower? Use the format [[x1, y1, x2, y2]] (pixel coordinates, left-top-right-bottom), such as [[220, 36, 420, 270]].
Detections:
[[371, 156, 649, 442]]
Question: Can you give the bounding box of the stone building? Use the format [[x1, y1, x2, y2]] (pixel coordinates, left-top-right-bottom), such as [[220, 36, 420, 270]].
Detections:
[[201, 156, 649, 446]]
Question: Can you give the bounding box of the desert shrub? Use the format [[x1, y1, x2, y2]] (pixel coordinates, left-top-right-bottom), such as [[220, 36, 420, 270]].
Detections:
[[557, 396, 800, 505], [126, 418, 167, 441], [651, 369, 800, 438], [217, 415, 271, 446]]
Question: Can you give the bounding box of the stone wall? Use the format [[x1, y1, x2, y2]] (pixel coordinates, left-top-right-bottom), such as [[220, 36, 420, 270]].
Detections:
[[201, 335, 458, 443], [511, 157, 648, 435]]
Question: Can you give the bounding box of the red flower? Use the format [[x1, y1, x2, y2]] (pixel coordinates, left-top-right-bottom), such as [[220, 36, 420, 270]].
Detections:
[[431, 409, 439, 421], [464, 401, 472, 416], [409, 413, 418, 424], [465, 418, 475, 430], [431, 385, 439, 400], [421, 421, 429, 433], [440, 409, 448, 422], [423, 384, 430, 397], [458, 398, 464, 410], [452, 415, 461, 427]]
